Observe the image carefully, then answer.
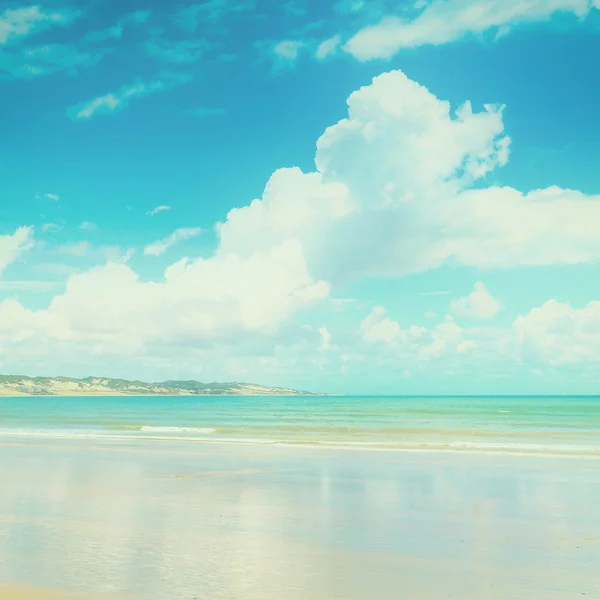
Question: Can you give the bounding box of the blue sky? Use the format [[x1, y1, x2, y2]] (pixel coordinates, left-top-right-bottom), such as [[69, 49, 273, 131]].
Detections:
[[1, 0, 600, 394]]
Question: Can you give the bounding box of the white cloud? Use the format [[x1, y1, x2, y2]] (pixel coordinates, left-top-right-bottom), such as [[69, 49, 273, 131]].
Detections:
[[36, 192, 59, 201], [356, 296, 600, 370], [144, 38, 208, 64], [84, 10, 151, 42], [419, 291, 450, 296], [334, 0, 365, 13], [0, 241, 329, 357], [147, 205, 171, 216], [0, 5, 78, 45], [344, 0, 595, 61], [0, 280, 57, 290], [0, 227, 33, 276], [450, 282, 500, 320], [512, 300, 600, 364], [315, 35, 341, 60], [2, 69, 600, 377], [319, 327, 331, 349], [361, 306, 407, 343], [172, 0, 255, 30], [55, 241, 91, 257], [273, 40, 304, 62], [217, 70, 600, 284], [1, 43, 106, 79], [79, 221, 97, 231], [68, 74, 190, 120], [360, 306, 472, 361], [42, 223, 62, 233], [144, 228, 203, 256]]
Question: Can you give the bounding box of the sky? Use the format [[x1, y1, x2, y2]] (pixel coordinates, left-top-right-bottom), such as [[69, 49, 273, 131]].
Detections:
[[1, 0, 600, 395]]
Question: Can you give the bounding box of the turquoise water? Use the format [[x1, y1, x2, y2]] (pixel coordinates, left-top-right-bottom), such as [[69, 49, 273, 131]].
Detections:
[[1, 395, 599, 456]]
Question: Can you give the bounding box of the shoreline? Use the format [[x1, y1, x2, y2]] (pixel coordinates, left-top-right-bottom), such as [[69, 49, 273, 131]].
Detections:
[[0, 583, 133, 600], [1, 433, 600, 461]]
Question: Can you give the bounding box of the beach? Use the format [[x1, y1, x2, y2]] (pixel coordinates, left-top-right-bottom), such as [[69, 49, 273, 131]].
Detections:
[[1, 396, 599, 599]]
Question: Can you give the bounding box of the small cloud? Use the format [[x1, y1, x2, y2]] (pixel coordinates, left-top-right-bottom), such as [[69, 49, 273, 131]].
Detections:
[[34, 263, 81, 276], [258, 39, 304, 72], [282, 1, 306, 17], [425, 311, 437, 319], [144, 37, 209, 64], [144, 227, 202, 257], [84, 10, 151, 42], [42, 223, 62, 232], [3, 43, 107, 80], [79, 221, 98, 231], [450, 282, 501, 320], [319, 326, 331, 349], [146, 205, 171, 216], [55, 241, 91, 257], [333, 0, 364, 13], [0, 226, 34, 276], [36, 192, 59, 201], [0, 5, 80, 45], [187, 106, 227, 117], [172, 0, 255, 31], [0, 280, 58, 290], [68, 73, 191, 120], [274, 39, 304, 61], [315, 35, 341, 60], [102, 246, 135, 263], [419, 290, 450, 296]]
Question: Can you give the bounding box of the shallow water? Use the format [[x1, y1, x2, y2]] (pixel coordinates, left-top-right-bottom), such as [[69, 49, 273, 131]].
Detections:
[[1, 439, 599, 599], [0, 395, 599, 457]]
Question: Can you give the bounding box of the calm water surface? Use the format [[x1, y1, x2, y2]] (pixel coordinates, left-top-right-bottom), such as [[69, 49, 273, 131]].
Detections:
[[0, 395, 599, 456]]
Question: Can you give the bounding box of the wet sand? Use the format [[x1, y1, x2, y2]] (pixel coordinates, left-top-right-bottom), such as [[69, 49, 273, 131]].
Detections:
[[0, 583, 134, 599], [1, 440, 599, 599]]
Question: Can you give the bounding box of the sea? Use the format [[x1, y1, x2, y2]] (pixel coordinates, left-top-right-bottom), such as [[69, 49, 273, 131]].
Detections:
[[1, 394, 599, 458]]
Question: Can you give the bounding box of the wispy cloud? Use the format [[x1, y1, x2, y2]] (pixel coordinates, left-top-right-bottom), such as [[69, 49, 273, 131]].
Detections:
[[79, 221, 97, 231], [103, 246, 135, 263], [42, 223, 62, 232], [2, 43, 107, 79], [333, 0, 365, 14], [259, 39, 304, 71], [419, 291, 451, 296], [146, 205, 171, 216], [0, 5, 79, 45], [315, 35, 341, 60], [0, 279, 59, 290], [84, 10, 151, 42], [55, 241, 91, 257], [36, 192, 59, 201], [281, 1, 307, 17], [0, 226, 33, 276], [68, 73, 191, 120], [344, 0, 596, 61], [172, 0, 255, 30], [144, 227, 202, 256], [144, 37, 208, 64], [274, 39, 304, 61]]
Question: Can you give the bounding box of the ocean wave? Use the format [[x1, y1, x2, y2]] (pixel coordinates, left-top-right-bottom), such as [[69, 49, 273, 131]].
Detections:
[[140, 426, 216, 434], [0, 427, 599, 459]]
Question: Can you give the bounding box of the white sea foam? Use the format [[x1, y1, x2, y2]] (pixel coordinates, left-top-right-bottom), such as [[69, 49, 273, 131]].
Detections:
[[140, 426, 216, 434], [0, 428, 599, 459]]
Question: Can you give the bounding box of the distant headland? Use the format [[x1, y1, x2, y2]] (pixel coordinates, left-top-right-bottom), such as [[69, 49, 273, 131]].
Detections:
[[0, 374, 321, 397]]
